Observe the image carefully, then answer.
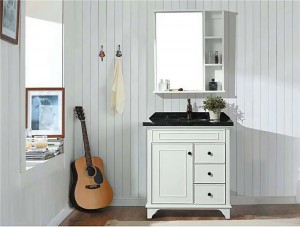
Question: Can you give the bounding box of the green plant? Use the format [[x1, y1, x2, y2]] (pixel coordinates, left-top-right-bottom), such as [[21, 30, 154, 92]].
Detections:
[[203, 96, 226, 113]]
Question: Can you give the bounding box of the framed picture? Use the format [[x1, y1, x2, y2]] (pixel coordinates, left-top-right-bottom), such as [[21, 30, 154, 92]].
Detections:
[[0, 0, 20, 44], [26, 88, 65, 138]]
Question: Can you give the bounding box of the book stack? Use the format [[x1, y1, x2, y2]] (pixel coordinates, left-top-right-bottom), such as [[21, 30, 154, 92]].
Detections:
[[26, 139, 64, 161]]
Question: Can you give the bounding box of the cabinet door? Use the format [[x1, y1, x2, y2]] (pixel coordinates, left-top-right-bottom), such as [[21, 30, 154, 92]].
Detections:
[[152, 143, 193, 204]]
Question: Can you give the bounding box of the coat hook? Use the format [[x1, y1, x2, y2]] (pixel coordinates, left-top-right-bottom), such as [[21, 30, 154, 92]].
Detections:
[[99, 45, 105, 61], [116, 45, 122, 57]]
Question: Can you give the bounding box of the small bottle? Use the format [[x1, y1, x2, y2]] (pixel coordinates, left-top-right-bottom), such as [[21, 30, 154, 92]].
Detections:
[[217, 81, 222, 91], [165, 79, 170, 91], [158, 79, 166, 91], [208, 51, 214, 64], [215, 51, 219, 64], [209, 79, 218, 91]]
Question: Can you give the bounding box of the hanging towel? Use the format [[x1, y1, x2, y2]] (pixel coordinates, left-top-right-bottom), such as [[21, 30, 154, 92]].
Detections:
[[111, 58, 125, 114]]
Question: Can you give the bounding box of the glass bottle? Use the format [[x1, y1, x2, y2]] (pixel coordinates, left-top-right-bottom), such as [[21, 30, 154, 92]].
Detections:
[[158, 79, 166, 91], [208, 51, 214, 64], [165, 79, 170, 91], [215, 51, 219, 64]]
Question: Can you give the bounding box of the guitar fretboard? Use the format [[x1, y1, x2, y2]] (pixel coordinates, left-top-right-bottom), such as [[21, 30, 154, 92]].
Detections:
[[80, 120, 92, 166]]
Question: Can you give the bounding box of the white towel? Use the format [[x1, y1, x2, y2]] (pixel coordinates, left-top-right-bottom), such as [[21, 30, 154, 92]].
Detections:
[[111, 58, 125, 114]]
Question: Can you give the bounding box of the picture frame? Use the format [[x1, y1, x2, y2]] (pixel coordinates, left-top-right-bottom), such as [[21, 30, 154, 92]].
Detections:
[[26, 88, 65, 138], [0, 0, 20, 45]]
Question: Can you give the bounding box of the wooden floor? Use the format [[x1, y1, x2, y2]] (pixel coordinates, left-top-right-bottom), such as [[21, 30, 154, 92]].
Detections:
[[60, 204, 300, 226]]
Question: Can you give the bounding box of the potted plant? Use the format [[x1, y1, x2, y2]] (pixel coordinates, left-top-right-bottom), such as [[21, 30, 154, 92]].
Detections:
[[203, 95, 226, 121]]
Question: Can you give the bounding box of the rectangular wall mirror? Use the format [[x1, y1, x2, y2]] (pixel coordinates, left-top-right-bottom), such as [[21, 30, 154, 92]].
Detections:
[[155, 12, 204, 92]]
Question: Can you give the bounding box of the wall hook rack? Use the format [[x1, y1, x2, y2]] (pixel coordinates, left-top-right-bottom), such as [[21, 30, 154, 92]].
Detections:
[[116, 45, 122, 57], [99, 45, 105, 61]]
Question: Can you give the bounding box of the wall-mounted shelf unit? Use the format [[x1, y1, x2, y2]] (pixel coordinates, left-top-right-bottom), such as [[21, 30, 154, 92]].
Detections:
[[153, 90, 225, 94], [154, 10, 236, 94]]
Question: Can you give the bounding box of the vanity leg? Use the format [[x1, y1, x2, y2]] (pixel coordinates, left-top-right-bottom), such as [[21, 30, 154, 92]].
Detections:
[[219, 209, 230, 220], [147, 209, 159, 219]]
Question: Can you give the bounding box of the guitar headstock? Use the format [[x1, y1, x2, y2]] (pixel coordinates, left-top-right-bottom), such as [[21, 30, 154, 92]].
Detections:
[[74, 106, 85, 120]]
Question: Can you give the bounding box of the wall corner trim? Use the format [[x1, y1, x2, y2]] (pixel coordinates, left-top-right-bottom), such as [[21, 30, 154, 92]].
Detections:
[[47, 205, 74, 226]]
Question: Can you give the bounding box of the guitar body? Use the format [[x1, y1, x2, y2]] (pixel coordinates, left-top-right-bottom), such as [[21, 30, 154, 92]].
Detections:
[[70, 156, 113, 210]]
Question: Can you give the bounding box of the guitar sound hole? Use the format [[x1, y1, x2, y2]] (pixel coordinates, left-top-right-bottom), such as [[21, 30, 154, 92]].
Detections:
[[86, 166, 96, 177]]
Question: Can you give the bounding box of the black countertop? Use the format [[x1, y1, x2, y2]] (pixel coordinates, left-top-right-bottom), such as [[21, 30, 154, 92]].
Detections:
[[143, 112, 234, 127]]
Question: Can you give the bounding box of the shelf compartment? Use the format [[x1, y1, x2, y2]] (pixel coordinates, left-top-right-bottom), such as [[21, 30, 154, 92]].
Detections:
[[205, 39, 222, 64], [205, 11, 223, 37]]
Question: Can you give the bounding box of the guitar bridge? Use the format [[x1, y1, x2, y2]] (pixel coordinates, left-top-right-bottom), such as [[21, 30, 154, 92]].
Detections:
[[85, 184, 100, 189]]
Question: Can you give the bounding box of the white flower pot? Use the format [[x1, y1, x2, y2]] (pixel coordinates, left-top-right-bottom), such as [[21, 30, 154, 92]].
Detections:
[[209, 110, 221, 121]]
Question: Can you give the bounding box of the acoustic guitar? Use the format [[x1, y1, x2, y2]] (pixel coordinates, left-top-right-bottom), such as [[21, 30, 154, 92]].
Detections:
[[70, 106, 113, 210]]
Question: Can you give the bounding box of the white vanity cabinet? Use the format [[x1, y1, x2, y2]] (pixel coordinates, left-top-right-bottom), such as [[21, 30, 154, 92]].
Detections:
[[146, 128, 231, 219]]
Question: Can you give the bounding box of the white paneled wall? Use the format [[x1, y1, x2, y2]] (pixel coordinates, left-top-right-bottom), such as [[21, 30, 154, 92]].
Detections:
[[74, 0, 300, 202], [0, 1, 76, 225]]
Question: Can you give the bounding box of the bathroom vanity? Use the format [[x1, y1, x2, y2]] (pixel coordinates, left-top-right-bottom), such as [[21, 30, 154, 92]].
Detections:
[[143, 112, 233, 219]]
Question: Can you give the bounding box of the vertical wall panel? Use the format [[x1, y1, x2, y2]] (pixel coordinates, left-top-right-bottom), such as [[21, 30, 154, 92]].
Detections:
[[98, 0, 108, 170], [82, 1, 92, 141], [106, 0, 116, 192], [122, 0, 131, 197], [252, 0, 261, 197], [129, 0, 139, 197], [236, 0, 246, 196], [114, 0, 123, 197], [284, 0, 293, 196], [244, 0, 253, 196], [292, 0, 300, 195], [74, 0, 84, 158], [90, 0, 99, 157], [228, 0, 237, 196], [276, 0, 285, 196], [138, 0, 148, 197], [260, 0, 269, 197], [268, 0, 277, 196]]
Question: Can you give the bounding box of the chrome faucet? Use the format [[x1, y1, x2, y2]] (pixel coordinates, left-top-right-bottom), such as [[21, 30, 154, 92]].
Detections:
[[187, 99, 192, 120]]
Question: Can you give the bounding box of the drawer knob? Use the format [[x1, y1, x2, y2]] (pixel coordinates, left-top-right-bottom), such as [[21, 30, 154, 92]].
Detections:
[[208, 172, 212, 176], [188, 152, 192, 156], [207, 151, 213, 156], [208, 193, 213, 197]]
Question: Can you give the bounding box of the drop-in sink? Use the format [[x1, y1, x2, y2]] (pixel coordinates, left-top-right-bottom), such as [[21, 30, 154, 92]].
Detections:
[[144, 112, 233, 126]]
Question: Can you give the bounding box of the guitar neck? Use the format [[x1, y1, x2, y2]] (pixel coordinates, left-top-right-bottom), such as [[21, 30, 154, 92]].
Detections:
[[80, 120, 92, 166]]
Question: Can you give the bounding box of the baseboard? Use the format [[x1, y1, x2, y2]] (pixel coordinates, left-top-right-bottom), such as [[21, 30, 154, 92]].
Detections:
[[47, 205, 74, 226], [231, 196, 297, 205], [111, 196, 297, 207], [111, 198, 147, 206]]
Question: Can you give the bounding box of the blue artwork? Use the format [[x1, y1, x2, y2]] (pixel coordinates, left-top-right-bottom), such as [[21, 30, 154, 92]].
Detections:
[[31, 95, 59, 131]]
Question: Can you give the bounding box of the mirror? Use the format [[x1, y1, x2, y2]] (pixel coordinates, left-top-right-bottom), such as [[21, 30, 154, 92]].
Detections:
[[155, 12, 203, 91]]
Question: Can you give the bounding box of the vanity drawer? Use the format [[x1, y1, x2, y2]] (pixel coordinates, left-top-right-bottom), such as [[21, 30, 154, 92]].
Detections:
[[194, 184, 225, 205], [194, 144, 225, 163], [152, 130, 225, 143], [194, 164, 225, 183]]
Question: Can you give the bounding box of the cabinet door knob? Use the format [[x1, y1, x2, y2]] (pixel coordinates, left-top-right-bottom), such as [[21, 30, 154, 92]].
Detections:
[[208, 172, 212, 176], [207, 151, 213, 156], [188, 151, 192, 156], [208, 193, 212, 197]]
